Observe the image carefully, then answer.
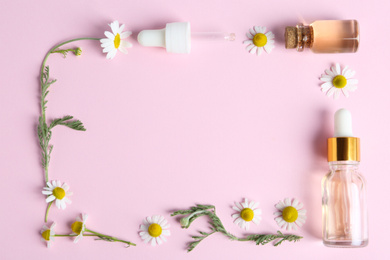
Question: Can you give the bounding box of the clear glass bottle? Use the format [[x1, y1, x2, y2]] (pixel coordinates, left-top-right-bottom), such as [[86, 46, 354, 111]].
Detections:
[[285, 20, 359, 53], [322, 109, 368, 247]]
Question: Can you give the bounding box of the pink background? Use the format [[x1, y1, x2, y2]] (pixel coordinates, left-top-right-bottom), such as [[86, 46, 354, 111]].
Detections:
[[1, 0, 389, 259]]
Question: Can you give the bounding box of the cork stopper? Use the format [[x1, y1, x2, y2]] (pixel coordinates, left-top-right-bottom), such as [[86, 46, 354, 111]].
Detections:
[[285, 26, 297, 49]]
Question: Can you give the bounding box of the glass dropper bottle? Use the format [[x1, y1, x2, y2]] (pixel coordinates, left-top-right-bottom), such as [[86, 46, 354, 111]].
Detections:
[[322, 109, 368, 247], [285, 20, 359, 53]]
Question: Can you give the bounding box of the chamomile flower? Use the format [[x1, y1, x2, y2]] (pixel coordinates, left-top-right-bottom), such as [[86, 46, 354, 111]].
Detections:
[[274, 198, 306, 231], [100, 20, 132, 59], [139, 215, 170, 246], [40, 222, 56, 248], [232, 198, 262, 230], [42, 180, 72, 209], [320, 63, 358, 99], [70, 213, 88, 243], [244, 26, 275, 55]]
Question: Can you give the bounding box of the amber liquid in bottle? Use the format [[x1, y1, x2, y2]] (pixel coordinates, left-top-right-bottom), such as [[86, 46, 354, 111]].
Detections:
[[322, 161, 368, 247], [311, 20, 359, 53]]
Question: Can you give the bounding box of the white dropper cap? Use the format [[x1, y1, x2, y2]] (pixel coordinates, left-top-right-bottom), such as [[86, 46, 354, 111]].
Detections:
[[334, 108, 354, 137], [137, 22, 191, 54]]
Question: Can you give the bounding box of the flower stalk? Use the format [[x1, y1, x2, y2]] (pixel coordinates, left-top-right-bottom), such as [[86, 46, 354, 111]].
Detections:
[[172, 204, 303, 252]]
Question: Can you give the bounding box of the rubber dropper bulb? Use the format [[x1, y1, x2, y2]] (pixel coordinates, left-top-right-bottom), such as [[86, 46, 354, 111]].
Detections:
[[334, 108, 354, 137]]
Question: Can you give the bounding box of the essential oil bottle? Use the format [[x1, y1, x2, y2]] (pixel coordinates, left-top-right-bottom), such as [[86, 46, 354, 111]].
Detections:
[[285, 20, 359, 53], [322, 109, 368, 247]]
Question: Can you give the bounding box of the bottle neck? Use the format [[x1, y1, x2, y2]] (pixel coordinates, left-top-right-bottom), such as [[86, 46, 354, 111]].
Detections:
[[329, 161, 359, 171], [296, 24, 313, 52]]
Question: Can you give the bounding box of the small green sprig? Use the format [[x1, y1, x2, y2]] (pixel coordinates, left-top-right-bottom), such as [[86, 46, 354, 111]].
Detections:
[[51, 47, 82, 58], [171, 204, 303, 252]]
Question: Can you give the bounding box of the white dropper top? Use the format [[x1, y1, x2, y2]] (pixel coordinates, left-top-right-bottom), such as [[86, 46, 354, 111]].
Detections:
[[138, 22, 191, 54], [334, 108, 354, 137]]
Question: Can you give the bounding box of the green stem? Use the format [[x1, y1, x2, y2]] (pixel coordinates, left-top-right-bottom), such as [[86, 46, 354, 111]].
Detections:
[[55, 234, 97, 237], [40, 37, 100, 78], [44, 201, 53, 223], [85, 229, 136, 246], [39, 37, 100, 181]]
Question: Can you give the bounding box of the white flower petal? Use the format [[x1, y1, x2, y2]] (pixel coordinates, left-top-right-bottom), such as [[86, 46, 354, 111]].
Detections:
[[347, 79, 358, 85], [335, 63, 341, 74], [264, 44, 274, 54], [232, 213, 240, 219], [246, 32, 253, 39], [275, 216, 283, 223], [160, 235, 167, 242], [334, 89, 341, 99], [257, 47, 264, 55], [104, 31, 115, 40], [331, 65, 339, 76], [342, 65, 349, 75], [325, 69, 335, 77], [118, 24, 125, 34], [100, 38, 112, 44], [253, 208, 261, 215], [250, 46, 257, 54], [162, 230, 170, 236], [320, 76, 332, 82], [121, 40, 132, 48], [254, 26, 262, 33], [242, 198, 249, 208], [321, 82, 333, 92], [106, 49, 117, 59], [55, 199, 61, 209], [232, 206, 241, 212], [252, 217, 260, 225], [118, 46, 128, 54], [120, 31, 132, 39], [327, 87, 336, 98], [46, 195, 55, 203], [249, 28, 256, 36], [235, 202, 243, 210], [275, 201, 285, 210], [151, 237, 157, 246], [344, 69, 356, 79], [284, 198, 291, 207]]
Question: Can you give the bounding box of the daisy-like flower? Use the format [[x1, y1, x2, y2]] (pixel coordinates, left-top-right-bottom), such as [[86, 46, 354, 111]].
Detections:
[[42, 180, 72, 209], [100, 20, 132, 59], [70, 213, 88, 243], [243, 26, 275, 55], [40, 222, 56, 248], [232, 198, 262, 230], [274, 198, 307, 231], [320, 63, 358, 99], [139, 215, 170, 246]]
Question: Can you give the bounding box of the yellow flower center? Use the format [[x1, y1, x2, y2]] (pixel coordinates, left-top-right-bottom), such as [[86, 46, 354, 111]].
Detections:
[[52, 187, 65, 200], [41, 230, 51, 241], [252, 33, 267, 47], [240, 208, 254, 222], [71, 221, 83, 235], [332, 75, 347, 89], [282, 206, 298, 223], [114, 33, 121, 49], [148, 223, 162, 237]]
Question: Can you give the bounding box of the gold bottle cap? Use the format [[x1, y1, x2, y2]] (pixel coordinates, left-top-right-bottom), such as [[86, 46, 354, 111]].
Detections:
[[328, 137, 360, 162]]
